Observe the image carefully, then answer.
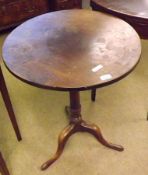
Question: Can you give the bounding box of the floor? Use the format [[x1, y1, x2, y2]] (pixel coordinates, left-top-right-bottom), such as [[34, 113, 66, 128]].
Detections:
[[0, 1, 148, 175]]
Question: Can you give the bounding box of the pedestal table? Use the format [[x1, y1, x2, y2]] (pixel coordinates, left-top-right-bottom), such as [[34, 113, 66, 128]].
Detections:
[[2, 10, 141, 170]]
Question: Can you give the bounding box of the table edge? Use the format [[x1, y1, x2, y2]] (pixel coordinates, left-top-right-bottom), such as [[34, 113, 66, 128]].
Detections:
[[2, 55, 141, 92]]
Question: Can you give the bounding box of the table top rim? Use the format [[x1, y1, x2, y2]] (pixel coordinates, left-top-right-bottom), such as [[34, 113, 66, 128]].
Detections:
[[2, 9, 141, 91], [2, 58, 141, 91], [91, 0, 148, 20]]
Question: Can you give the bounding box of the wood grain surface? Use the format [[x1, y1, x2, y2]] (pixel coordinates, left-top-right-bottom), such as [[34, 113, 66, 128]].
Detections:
[[91, 0, 148, 19], [2, 10, 141, 91], [91, 0, 148, 38]]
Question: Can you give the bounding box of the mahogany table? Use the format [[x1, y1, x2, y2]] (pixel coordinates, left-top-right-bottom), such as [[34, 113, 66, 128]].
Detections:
[[91, 0, 148, 39], [2, 10, 141, 170], [90, 0, 148, 101]]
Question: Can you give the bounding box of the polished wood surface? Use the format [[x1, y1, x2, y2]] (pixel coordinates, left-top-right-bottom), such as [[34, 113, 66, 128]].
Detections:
[[0, 152, 10, 175], [3, 10, 141, 91], [2, 10, 141, 170], [91, 0, 148, 39], [91, 0, 148, 18]]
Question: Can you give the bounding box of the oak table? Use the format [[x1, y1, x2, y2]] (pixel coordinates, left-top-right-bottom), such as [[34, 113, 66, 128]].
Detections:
[[2, 10, 141, 170]]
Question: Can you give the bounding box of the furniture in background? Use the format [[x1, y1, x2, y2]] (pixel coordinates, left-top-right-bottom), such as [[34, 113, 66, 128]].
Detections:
[[2, 10, 141, 170], [0, 0, 50, 31], [0, 63, 21, 141], [0, 64, 22, 175], [0, 64, 22, 174], [90, 0, 148, 101], [0, 0, 82, 31], [53, 0, 82, 10], [0, 152, 10, 175]]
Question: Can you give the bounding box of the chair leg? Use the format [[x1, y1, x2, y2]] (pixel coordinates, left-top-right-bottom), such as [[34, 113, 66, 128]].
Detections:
[[91, 88, 96, 101], [0, 67, 22, 141], [0, 152, 10, 175]]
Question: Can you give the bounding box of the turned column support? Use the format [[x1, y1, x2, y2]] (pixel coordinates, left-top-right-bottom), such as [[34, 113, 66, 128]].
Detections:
[[69, 91, 82, 123], [41, 91, 124, 170]]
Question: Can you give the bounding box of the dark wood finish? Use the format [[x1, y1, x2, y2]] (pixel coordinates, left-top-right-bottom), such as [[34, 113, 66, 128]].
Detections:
[[0, 0, 82, 31], [41, 91, 123, 170], [0, 65, 21, 141], [90, 0, 148, 101], [0, 0, 50, 31], [91, 0, 148, 39], [0, 152, 10, 175], [2, 10, 141, 169], [2, 10, 141, 91], [91, 88, 96, 102], [0, 62, 21, 175], [54, 0, 82, 10]]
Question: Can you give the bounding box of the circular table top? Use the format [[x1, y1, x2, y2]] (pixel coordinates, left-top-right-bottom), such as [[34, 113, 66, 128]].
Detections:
[[2, 10, 141, 91], [91, 0, 148, 20]]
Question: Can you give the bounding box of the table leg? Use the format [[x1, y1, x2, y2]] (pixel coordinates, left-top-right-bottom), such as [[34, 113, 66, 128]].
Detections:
[[91, 88, 96, 101], [41, 91, 123, 170], [0, 67, 22, 141], [0, 152, 10, 175]]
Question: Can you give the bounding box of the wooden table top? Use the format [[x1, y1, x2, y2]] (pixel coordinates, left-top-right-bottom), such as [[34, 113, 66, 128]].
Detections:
[[2, 10, 141, 91], [91, 0, 148, 19]]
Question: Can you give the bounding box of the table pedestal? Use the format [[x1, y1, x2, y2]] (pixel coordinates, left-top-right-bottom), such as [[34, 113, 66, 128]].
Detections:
[[41, 91, 124, 170]]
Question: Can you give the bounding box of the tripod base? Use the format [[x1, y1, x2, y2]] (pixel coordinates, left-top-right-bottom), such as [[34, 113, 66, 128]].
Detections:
[[41, 91, 124, 170], [41, 114, 123, 170]]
